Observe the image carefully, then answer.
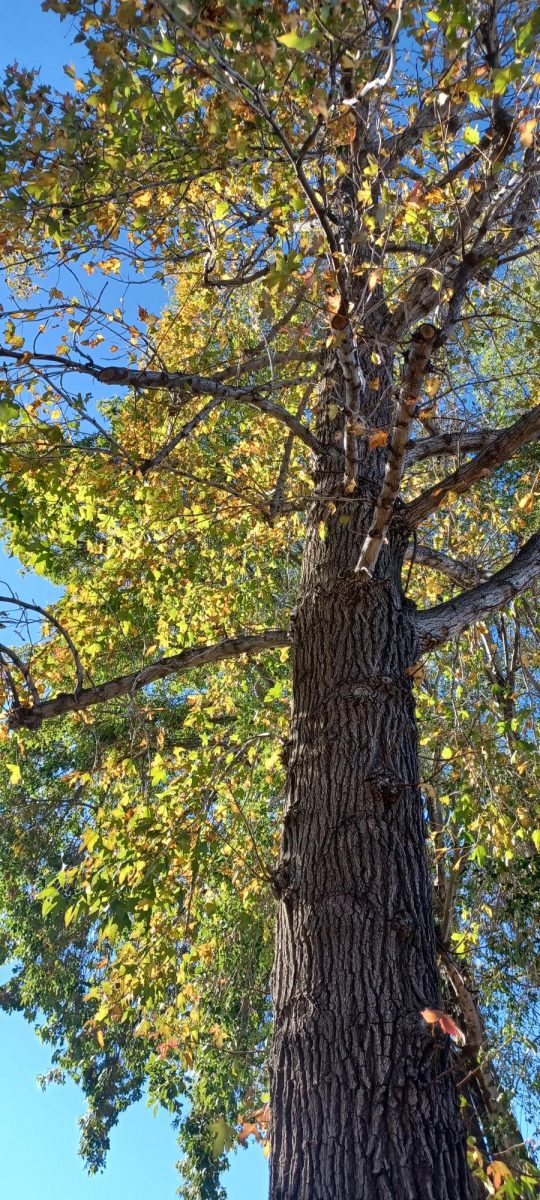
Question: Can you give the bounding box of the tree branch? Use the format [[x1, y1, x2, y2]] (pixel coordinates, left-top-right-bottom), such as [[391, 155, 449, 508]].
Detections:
[[355, 323, 437, 576], [0, 346, 323, 457], [403, 544, 485, 589], [7, 629, 290, 730], [416, 532, 540, 653], [405, 429, 501, 467], [404, 404, 540, 526]]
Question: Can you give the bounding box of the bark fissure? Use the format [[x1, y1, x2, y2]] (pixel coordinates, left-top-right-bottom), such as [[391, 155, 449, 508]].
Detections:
[[270, 391, 473, 1196]]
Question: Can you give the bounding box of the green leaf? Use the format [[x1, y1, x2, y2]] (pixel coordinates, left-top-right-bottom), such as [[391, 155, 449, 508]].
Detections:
[[209, 1117, 235, 1158], [277, 31, 319, 52], [152, 37, 176, 57], [532, 830, 540, 853], [463, 125, 481, 146], [472, 844, 487, 867]]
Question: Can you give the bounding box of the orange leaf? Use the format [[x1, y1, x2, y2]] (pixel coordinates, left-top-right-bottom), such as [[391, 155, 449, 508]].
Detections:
[[407, 182, 425, 206], [237, 1121, 260, 1145], [487, 1160, 512, 1190], [368, 428, 388, 449], [421, 1008, 465, 1044]]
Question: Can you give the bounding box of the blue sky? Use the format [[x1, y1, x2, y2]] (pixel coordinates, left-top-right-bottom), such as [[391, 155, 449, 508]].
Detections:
[[0, 4, 268, 1196]]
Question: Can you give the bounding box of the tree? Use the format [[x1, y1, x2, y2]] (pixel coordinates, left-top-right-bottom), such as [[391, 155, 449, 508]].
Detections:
[[0, 1, 539, 1197]]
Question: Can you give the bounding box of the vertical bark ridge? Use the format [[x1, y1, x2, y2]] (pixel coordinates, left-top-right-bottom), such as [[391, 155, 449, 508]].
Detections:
[[270, 503, 472, 1197]]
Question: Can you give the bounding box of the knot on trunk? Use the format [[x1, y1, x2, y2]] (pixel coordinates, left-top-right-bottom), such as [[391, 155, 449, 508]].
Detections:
[[367, 773, 417, 808], [390, 909, 416, 940]]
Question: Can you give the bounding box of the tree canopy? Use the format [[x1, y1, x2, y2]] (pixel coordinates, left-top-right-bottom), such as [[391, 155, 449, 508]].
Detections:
[[0, 2, 539, 1198]]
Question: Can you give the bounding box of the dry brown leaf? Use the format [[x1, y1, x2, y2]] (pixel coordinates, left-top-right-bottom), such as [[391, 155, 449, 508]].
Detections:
[[368, 428, 389, 449]]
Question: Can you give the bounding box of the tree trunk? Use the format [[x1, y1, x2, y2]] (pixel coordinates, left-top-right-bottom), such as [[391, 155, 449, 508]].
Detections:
[[269, 398, 473, 1198]]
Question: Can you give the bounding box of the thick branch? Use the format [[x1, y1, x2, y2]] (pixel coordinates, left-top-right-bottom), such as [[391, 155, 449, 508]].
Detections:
[[404, 404, 540, 526], [384, 115, 535, 343], [405, 429, 500, 467], [355, 324, 437, 576], [335, 319, 366, 488], [404, 545, 485, 589], [0, 347, 323, 457], [416, 532, 540, 652], [7, 629, 290, 730]]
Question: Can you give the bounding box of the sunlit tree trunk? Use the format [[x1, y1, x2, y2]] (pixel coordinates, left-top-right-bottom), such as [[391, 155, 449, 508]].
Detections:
[[269, 357, 473, 1199]]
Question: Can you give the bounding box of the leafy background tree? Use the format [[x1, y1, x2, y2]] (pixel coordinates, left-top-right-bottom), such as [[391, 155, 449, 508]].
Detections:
[[0, 1, 539, 1197]]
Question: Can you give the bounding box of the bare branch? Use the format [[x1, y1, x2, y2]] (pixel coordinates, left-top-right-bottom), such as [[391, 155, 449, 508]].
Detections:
[[268, 386, 311, 519], [0, 593, 84, 694], [0, 642, 40, 705], [217, 288, 310, 379], [383, 112, 537, 343], [416, 532, 540, 653], [203, 262, 270, 289], [8, 629, 290, 730], [344, 0, 404, 104]]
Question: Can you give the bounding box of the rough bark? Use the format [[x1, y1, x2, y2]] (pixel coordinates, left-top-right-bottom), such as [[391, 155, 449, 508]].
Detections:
[[269, 367, 473, 1199]]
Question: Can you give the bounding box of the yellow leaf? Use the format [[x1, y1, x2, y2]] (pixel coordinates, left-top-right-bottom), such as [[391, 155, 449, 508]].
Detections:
[[441, 747, 453, 760], [133, 189, 153, 209], [6, 762, 21, 785], [209, 1116, 234, 1158], [97, 258, 122, 275], [519, 119, 537, 148]]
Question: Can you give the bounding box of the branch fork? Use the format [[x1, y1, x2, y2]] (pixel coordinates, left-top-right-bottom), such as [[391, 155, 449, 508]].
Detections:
[[355, 323, 438, 576]]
